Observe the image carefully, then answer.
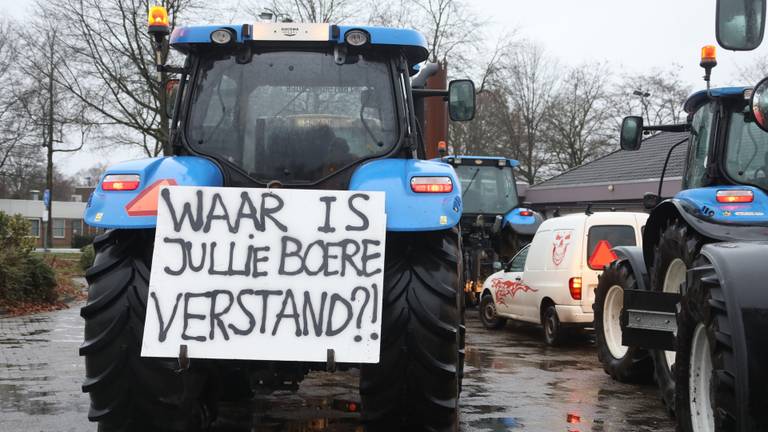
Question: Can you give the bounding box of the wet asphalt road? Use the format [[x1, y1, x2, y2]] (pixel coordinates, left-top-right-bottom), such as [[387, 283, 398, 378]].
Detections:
[[0, 303, 675, 432]]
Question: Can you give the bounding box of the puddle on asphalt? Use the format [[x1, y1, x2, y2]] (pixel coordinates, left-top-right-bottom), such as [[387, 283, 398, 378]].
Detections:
[[470, 416, 525, 430]]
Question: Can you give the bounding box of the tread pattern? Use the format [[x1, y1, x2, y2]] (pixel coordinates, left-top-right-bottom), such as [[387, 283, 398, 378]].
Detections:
[[360, 229, 462, 431], [649, 218, 706, 414], [81, 230, 209, 431], [593, 260, 654, 383], [675, 256, 737, 431]]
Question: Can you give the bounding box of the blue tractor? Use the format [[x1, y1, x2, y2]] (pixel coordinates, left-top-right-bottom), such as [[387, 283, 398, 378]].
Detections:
[[593, 47, 768, 431], [80, 9, 476, 431], [440, 155, 542, 305]]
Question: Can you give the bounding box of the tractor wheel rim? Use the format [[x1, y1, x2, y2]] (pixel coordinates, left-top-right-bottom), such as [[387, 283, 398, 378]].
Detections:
[[689, 323, 715, 432], [604, 285, 628, 359], [663, 258, 686, 370], [483, 301, 497, 322]]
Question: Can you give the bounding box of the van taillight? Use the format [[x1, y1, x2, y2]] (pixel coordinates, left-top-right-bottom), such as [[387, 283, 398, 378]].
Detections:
[[569, 277, 582, 300]]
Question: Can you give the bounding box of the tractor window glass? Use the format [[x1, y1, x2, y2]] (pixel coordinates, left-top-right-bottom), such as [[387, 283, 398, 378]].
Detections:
[[187, 50, 398, 184], [725, 110, 768, 190], [507, 245, 529, 272], [684, 103, 715, 189], [587, 225, 636, 270], [455, 165, 519, 214]]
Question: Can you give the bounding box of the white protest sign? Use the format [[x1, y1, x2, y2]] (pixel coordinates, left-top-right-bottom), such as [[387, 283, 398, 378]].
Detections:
[[140, 186, 386, 363]]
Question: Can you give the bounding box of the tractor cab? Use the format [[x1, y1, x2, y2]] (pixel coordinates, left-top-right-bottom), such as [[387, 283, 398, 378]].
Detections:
[[165, 22, 475, 189], [441, 155, 542, 305]]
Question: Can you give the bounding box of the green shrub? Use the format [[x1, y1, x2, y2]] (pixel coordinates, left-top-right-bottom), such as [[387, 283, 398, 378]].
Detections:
[[0, 212, 57, 303], [72, 233, 96, 249], [80, 244, 95, 271]]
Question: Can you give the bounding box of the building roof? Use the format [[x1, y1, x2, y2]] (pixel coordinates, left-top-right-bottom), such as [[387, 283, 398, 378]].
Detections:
[[531, 131, 688, 190], [526, 131, 688, 207]]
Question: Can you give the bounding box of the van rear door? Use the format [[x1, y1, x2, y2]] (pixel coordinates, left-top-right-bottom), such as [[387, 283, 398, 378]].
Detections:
[[582, 224, 638, 312]]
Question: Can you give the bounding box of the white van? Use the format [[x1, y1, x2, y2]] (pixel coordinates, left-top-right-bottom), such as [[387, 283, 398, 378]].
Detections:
[[479, 211, 648, 345]]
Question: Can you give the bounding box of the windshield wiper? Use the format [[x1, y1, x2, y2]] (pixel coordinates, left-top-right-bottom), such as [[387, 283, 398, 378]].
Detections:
[[462, 168, 480, 199]]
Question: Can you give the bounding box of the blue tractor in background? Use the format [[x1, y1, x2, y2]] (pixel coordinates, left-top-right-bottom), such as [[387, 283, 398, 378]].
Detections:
[[441, 155, 542, 305], [79, 8, 476, 431], [593, 46, 768, 432]]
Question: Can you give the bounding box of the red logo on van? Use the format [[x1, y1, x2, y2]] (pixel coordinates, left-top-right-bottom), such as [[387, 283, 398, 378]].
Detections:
[[552, 230, 572, 266], [491, 278, 537, 305]]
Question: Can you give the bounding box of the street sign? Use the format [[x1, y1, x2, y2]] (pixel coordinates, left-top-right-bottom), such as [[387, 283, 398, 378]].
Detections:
[[43, 189, 50, 210]]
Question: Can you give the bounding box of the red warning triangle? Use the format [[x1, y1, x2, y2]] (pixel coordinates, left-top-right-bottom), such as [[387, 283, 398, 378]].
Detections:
[[125, 179, 177, 216], [588, 240, 618, 270]]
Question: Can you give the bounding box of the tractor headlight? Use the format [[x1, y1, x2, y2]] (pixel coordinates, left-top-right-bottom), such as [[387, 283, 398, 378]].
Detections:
[[345, 29, 369, 46], [211, 29, 234, 45]]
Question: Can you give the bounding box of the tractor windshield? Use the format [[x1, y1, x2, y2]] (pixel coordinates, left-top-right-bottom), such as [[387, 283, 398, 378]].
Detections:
[[186, 50, 398, 184], [455, 165, 519, 214], [725, 110, 768, 189]]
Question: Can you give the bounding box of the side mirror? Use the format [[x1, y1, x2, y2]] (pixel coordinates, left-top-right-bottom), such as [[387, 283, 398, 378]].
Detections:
[[716, 0, 766, 51], [643, 192, 661, 210], [751, 76, 768, 132], [620, 116, 644, 151], [448, 79, 476, 122], [165, 79, 180, 118], [493, 261, 502, 272]]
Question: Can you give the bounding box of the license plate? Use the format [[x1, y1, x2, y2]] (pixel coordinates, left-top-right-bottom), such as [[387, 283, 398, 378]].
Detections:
[[140, 186, 386, 363]]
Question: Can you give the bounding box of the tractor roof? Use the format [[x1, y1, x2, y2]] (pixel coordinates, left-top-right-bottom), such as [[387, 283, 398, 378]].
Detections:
[[170, 23, 429, 70], [439, 155, 520, 167], [684, 86, 750, 114]]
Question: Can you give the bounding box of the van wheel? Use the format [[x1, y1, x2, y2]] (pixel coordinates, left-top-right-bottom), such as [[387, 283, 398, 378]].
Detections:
[[479, 294, 506, 329], [593, 261, 653, 383], [542, 304, 562, 346], [650, 218, 705, 415]]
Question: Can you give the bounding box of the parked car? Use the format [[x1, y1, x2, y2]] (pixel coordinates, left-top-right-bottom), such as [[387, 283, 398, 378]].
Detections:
[[478, 211, 648, 345]]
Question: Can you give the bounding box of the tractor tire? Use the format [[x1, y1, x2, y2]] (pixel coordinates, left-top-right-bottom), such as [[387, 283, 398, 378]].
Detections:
[[649, 218, 706, 415], [360, 228, 463, 432], [80, 230, 212, 432], [479, 292, 507, 330], [675, 256, 737, 432], [593, 260, 654, 383]]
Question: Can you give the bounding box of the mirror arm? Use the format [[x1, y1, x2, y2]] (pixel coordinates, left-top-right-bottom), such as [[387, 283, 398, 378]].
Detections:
[[643, 123, 690, 133], [158, 65, 190, 75], [657, 137, 689, 198], [412, 88, 449, 99]]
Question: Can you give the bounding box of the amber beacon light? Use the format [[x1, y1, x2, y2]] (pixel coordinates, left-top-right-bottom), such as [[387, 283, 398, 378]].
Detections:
[[148, 5, 170, 35]]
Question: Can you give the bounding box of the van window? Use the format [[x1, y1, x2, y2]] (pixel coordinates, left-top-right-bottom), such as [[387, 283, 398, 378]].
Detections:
[[587, 225, 637, 270], [507, 245, 530, 272], [525, 230, 551, 271]]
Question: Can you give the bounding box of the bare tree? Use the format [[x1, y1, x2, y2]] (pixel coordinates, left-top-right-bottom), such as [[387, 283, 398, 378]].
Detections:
[[545, 63, 614, 172], [737, 54, 768, 83], [367, 0, 483, 69], [49, 0, 201, 157], [248, 0, 356, 23], [611, 65, 691, 127], [499, 41, 559, 184], [0, 20, 29, 172], [11, 9, 93, 246]]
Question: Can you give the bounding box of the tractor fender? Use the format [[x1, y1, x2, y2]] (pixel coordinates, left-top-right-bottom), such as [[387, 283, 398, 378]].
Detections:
[[349, 158, 462, 231], [611, 246, 649, 292], [642, 198, 768, 267], [699, 242, 768, 431], [503, 208, 543, 236], [85, 156, 223, 229]]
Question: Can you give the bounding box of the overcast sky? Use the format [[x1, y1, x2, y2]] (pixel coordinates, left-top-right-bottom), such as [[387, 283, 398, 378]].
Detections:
[[2, 0, 767, 176]]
